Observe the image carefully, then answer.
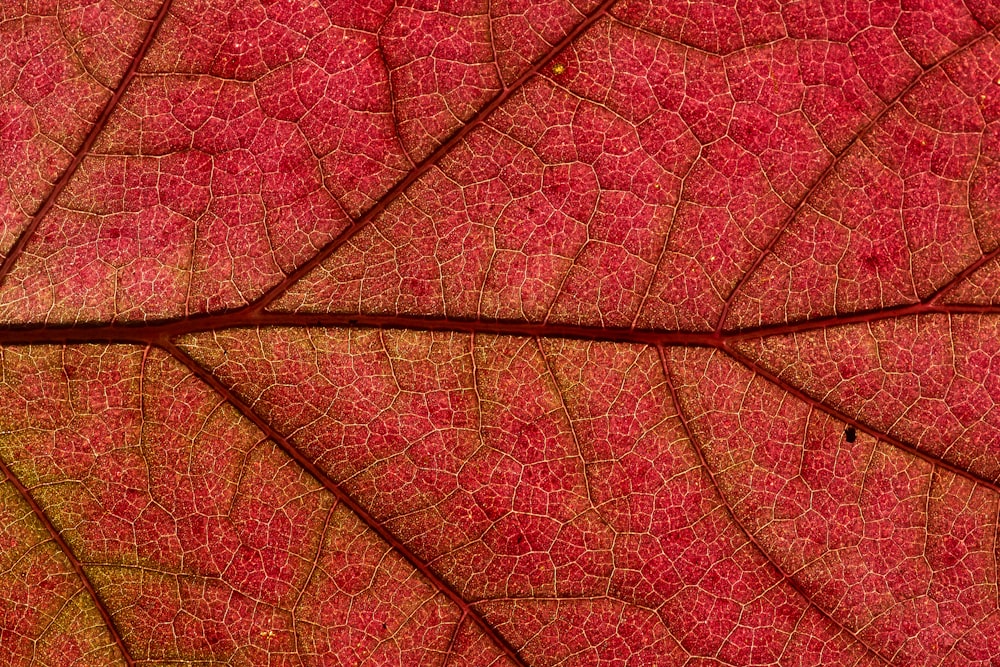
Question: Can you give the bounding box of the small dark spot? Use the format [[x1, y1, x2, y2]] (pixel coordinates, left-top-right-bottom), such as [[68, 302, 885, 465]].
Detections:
[[844, 426, 856, 443]]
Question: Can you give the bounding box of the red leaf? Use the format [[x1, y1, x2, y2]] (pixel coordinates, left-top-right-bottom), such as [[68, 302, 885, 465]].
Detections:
[[1, 0, 999, 665]]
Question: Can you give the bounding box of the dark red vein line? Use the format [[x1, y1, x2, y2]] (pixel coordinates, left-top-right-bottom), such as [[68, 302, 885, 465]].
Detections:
[[720, 301, 986, 341], [962, 3, 995, 33], [245, 0, 620, 314], [714, 26, 998, 334], [927, 243, 1000, 304], [161, 342, 529, 667], [720, 342, 1000, 497], [655, 346, 892, 666], [0, 311, 721, 345], [0, 458, 135, 666], [0, 0, 176, 289], [2, 302, 1000, 346]]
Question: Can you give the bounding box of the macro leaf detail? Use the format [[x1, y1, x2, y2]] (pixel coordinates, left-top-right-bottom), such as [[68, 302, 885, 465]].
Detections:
[[1, 0, 1000, 665]]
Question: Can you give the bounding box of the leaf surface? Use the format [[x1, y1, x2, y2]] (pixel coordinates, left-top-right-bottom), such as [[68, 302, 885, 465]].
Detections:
[[2, 0, 1000, 665]]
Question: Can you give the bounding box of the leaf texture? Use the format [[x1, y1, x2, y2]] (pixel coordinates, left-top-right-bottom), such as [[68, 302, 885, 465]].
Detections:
[[2, 0, 1000, 665]]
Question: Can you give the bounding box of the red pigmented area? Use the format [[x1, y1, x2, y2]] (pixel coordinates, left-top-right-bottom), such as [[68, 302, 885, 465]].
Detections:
[[0, 0, 155, 263], [2, 0, 1000, 665]]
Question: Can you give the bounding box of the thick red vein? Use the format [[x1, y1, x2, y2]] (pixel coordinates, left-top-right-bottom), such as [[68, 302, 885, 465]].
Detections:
[[0, 457, 136, 666], [161, 341, 529, 667], [0, 0, 176, 289], [244, 0, 621, 314], [0, 301, 997, 346]]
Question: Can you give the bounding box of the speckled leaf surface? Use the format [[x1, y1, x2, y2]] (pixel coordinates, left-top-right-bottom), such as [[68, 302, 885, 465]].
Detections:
[[1, 1, 1000, 665]]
